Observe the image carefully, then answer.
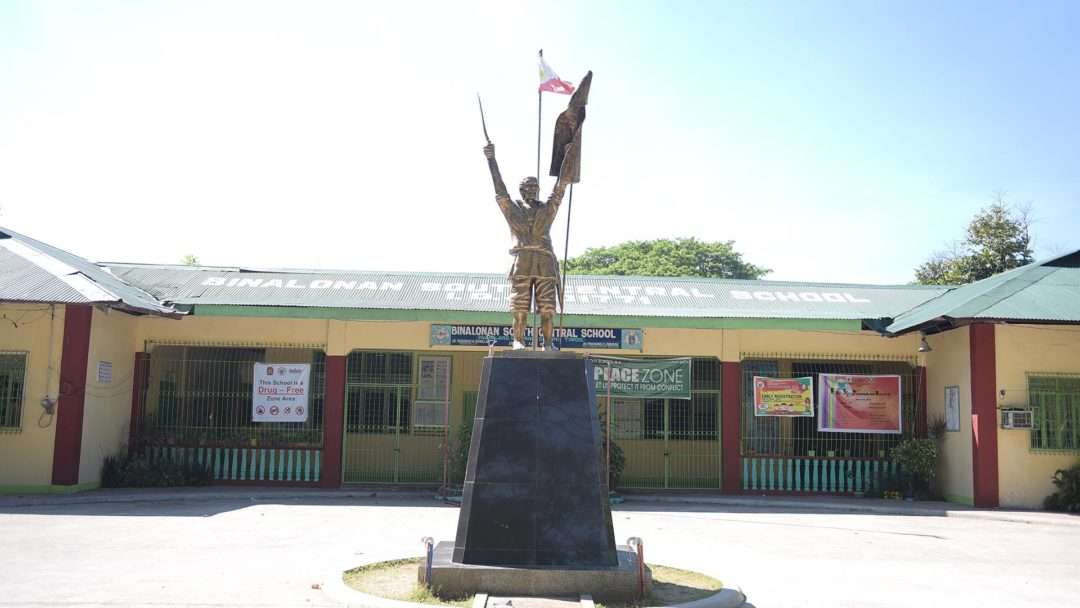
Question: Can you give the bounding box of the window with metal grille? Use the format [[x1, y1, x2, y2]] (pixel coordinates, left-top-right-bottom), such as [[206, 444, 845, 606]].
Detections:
[[1030, 375, 1080, 452], [139, 346, 325, 447], [345, 351, 413, 434], [741, 358, 916, 458], [0, 352, 27, 431], [616, 357, 720, 441]]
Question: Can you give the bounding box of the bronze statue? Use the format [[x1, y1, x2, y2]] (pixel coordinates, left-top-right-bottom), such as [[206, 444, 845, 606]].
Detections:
[[484, 139, 579, 349]]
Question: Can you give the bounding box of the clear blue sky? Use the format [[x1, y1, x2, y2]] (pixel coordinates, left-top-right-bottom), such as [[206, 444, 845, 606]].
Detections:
[[1, 1, 1077, 284]]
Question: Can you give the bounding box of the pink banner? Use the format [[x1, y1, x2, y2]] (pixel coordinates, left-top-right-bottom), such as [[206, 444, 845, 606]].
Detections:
[[818, 374, 902, 434]]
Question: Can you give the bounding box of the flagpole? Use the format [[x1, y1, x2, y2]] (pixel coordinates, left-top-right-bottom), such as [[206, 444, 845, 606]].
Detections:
[[534, 50, 543, 350], [558, 183, 573, 349]]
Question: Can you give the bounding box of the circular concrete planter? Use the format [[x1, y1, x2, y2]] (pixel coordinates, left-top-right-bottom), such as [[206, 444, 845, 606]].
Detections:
[[321, 555, 747, 608]]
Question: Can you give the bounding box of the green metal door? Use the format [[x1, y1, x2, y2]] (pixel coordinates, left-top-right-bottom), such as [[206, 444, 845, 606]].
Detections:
[[608, 358, 722, 490], [342, 352, 444, 484]]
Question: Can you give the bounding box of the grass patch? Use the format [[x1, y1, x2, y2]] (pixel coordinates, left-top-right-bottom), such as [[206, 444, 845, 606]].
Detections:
[[343, 558, 473, 607], [344, 559, 720, 608], [597, 564, 723, 608]]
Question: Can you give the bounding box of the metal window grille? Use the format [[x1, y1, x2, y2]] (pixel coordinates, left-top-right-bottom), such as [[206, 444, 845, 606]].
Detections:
[[0, 352, 27, 432], [138, 346, 326, 449], [345, 351, 414, 435], [1029, 375, 1080, 452], [740, 358, 917, 493]]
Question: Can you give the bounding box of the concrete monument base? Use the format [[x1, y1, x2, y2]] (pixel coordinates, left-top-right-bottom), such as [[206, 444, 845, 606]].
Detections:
[[425, 541, 651, 602]]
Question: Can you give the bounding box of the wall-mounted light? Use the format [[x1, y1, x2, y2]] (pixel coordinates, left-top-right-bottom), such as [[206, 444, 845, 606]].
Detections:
[[918, 331, 933, 353]]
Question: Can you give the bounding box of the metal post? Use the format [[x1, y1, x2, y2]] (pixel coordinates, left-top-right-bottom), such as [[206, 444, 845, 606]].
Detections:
[[558, 183, 574, 349], [606, 359, 612, 492], [441, 358, 451, 496]]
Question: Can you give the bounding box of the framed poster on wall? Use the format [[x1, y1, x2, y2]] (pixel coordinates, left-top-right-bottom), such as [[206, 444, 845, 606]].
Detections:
[[417, 356, 451, 401], [945, 385, 960, 432], [415, 355, 452, 430]]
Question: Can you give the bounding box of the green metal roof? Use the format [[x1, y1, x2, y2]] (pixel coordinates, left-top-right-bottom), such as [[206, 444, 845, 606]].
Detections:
[[105, 263, 947, 323], [887, 249, 1080, 335]]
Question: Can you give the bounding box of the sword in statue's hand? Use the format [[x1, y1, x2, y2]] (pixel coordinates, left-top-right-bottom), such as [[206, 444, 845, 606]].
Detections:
[[477, 93, 491, 145]]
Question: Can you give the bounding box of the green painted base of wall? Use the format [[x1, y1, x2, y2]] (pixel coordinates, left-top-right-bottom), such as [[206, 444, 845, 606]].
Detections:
[[944, 494, 975, 506], [0, 482, 101, 496]]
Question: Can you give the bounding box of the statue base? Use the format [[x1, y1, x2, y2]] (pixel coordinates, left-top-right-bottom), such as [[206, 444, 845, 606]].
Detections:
[[452, 352, 617, 567], [427, 541, 650, 602]]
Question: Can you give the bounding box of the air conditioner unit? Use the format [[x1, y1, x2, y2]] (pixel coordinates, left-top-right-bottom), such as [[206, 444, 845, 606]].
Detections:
[[1001, 409, 1035, 430]]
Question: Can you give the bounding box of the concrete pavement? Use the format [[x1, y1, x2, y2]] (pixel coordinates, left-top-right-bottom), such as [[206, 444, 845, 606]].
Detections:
[[0, 491, 1078, 607]]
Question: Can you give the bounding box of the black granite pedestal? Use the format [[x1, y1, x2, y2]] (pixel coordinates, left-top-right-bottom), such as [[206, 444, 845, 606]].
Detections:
[[452, 351, 618, 567]]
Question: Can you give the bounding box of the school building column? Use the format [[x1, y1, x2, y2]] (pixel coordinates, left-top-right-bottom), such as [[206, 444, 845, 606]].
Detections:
[[127, 351, 150, 455], [970, 323, 999, 508], [51, 304, 93, 485], [721, 361, 742, 493], [321, 354, 346, 488]]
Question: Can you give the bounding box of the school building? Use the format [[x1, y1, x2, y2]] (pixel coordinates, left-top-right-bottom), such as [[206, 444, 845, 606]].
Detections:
[[2, 225, 1078, 509]]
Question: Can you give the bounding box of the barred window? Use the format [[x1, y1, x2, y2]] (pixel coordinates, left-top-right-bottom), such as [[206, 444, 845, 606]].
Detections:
[[140, 346, 325, 447], [1030, 375, 1080, 452], [0, 353, 27, 431], [345, 351, 414, 434]]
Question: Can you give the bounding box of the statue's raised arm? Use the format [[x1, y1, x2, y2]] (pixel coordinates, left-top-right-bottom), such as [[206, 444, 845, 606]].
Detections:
[[483, 143, 511, 204]]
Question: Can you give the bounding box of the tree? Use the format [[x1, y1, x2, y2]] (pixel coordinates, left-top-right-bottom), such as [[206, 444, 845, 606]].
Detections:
[[566, 237, 768, 279], [915, 194, 1034, 285], [181, 254, 200, 266]]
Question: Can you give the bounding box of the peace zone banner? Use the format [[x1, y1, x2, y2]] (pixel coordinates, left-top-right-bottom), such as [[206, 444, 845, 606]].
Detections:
[[818, 374, 902, 434], [592, 357, 692, 400], [252, 363, 311, 422], [753, 377, 814, 417]]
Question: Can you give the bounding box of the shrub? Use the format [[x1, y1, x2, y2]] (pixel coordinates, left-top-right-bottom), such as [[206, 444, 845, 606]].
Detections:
[[101, 453, 213, 488], [1043, 461, 1080, 513], [448, 418, 473, 486], [598, 408, 626, 490], [890, 438, 937, 498]]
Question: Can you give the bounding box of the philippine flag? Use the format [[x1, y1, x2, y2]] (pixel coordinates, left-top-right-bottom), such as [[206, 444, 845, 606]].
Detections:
[[537, 50, 575, 94]]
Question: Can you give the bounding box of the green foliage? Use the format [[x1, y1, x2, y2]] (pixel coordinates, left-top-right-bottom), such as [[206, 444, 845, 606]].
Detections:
[[915, 195, 1034, 285], [598, 408, 626, 489], [890, 438, 938, 485], [448, 417, 473, 486], [181, 254, 200, 266], [566, 237, 769, 279], [1043, 461, 1080, 513], [101, 453, 213, 488]]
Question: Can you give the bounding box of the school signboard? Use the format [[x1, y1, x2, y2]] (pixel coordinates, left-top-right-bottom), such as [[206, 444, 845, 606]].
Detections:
[[430, 324, 643, 350]]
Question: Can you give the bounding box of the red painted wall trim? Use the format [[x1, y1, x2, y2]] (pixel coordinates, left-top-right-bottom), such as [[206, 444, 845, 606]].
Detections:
[[51, 304, 94, 485], [127, 352, 150, 456], [721, 361, 742, 493], [970, 323, 1000, 508], [320, 355, 346, 489], [915, 366, 928, 438]]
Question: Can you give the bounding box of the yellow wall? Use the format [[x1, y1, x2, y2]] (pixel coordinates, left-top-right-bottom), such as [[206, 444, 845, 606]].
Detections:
[[923, 327, 974, 504], [995, 324, 1080, 509], [78, 308, 141, 485], [135, 315, 924, 362], [0, 303, 63, 488]]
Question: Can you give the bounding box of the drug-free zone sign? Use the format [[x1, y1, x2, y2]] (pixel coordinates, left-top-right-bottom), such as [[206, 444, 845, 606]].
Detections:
[[252, 363, 311, 422]]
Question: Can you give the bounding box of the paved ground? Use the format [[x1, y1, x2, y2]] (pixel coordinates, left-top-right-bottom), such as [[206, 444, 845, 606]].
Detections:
[[1, 491, 1078, 607]]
